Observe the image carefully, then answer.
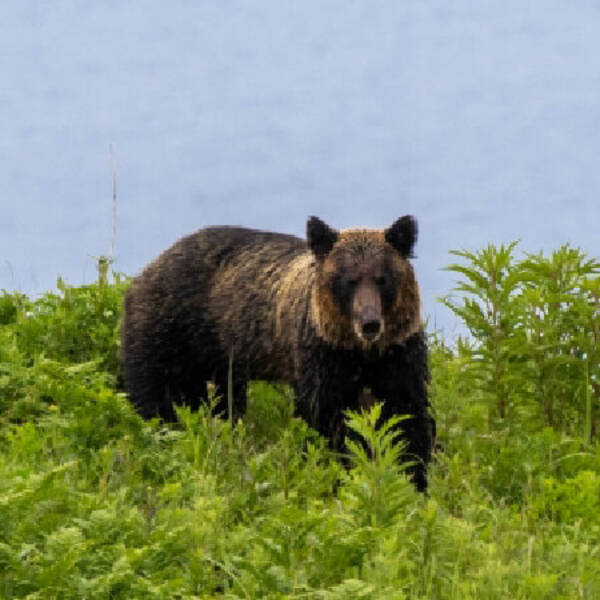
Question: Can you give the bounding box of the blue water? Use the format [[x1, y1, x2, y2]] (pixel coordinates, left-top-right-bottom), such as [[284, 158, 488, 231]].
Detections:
[[2, 2, 600, 335]]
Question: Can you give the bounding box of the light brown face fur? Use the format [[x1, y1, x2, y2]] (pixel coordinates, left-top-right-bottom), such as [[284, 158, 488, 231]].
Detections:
[[311, 229, 422, 351]]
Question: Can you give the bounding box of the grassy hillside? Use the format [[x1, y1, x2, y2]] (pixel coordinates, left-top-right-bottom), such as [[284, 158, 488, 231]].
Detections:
[[1, 245, 599, 599]]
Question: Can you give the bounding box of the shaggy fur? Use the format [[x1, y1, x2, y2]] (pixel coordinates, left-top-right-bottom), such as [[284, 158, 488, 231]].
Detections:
[[121, 217, 435, 490]]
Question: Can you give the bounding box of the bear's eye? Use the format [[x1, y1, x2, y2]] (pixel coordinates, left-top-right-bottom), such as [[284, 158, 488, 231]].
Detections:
[[375, 276, 387, 287]]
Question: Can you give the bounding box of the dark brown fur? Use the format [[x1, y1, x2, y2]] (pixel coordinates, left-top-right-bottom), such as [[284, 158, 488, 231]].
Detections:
[[121, 217, 435, 490]]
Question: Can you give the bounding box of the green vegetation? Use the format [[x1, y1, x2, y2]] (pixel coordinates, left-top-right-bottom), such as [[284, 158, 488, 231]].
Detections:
[[1, 244, 599, 598]]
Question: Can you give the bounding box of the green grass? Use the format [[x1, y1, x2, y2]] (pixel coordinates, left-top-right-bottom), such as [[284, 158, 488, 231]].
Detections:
[[1, 254, 599, 598]]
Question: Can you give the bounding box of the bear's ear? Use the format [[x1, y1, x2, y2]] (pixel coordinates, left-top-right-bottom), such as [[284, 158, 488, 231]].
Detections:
[[307, 216, 339, 259], [384, 215, 418, 258]]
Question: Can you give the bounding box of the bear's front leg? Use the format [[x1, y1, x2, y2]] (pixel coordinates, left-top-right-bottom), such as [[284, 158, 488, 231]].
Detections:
[[367, 332, 435, 491], [294, 345, 363, 456]]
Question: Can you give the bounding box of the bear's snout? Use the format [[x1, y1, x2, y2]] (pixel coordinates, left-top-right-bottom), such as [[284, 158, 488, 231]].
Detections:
[[361, 314, 382, 340], [352, 284, 383, 343]]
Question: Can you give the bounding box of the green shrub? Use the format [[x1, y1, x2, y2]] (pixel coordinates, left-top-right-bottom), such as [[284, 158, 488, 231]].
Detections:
[[0, 250, 599, 599]]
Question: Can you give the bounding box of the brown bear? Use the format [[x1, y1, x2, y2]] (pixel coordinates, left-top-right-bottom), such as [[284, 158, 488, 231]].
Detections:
[[121, 216, 435, 490]]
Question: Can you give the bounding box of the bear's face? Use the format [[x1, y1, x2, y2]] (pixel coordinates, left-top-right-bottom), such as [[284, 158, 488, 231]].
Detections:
[[307, 216, 422, 351]]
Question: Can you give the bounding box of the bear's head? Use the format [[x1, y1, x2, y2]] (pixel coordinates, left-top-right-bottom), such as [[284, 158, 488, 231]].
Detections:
[[307, 215, 422, 351]]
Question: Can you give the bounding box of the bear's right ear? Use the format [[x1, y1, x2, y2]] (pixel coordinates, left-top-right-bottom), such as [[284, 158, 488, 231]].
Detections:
[[384, 215, 418, 258], [307, 216, 339, 259]]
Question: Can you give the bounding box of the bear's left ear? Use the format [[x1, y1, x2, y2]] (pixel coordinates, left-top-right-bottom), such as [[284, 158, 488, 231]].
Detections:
[[307, 216, 339, 259], [384, 215, 418, 258]]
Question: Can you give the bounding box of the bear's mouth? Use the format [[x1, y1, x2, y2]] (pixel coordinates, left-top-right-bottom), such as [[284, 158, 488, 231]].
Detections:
[[353, 312, 385, 345]]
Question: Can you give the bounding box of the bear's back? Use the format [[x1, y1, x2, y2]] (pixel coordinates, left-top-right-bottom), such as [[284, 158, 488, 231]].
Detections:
[[128, 226, 306, 295], [166, 226, 307, 276]]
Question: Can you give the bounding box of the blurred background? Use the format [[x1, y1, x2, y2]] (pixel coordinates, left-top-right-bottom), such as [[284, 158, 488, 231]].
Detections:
[[1, 1, 599, 335]]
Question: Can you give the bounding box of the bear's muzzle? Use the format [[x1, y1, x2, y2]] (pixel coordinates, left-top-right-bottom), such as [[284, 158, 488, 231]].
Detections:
[[352, 283, 384, 343]]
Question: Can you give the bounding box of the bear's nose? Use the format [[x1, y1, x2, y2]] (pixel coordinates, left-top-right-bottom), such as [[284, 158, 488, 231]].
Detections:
[[362, 319, 381, 340]]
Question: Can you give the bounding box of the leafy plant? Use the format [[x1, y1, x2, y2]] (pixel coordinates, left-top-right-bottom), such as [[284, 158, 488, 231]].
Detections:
[[443, 242, 600, 440], [1, 250, 599, 599]]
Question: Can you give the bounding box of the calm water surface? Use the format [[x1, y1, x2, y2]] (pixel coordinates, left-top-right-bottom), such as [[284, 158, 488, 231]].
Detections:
[[1, 2, 600, 334]]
